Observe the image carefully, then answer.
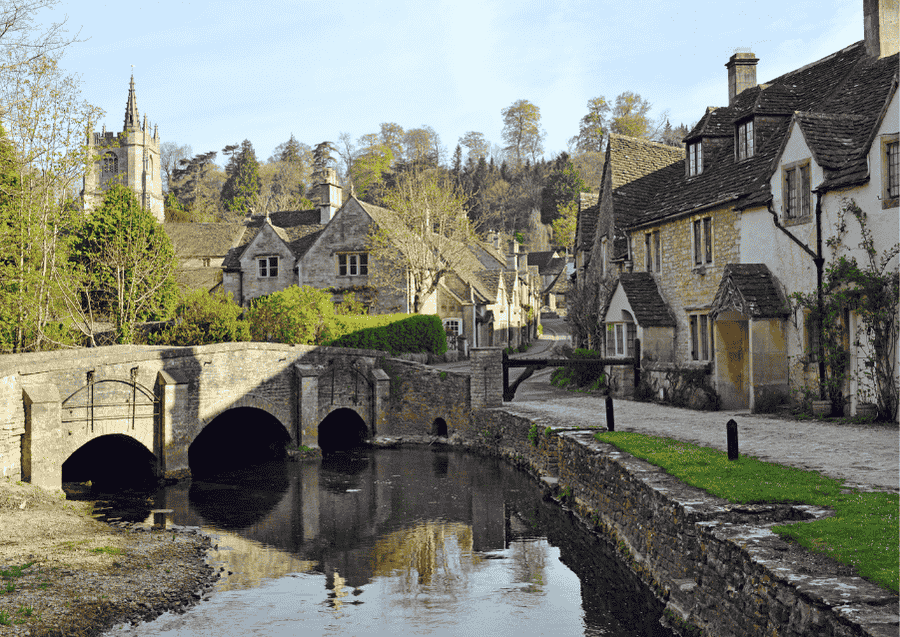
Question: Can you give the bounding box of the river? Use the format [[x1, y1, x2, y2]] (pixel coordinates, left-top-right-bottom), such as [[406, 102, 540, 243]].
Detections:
[[92, 448, 674, 636]]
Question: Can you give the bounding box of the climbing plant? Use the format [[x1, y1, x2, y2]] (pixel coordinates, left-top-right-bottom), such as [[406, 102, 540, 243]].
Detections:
[[790, 199, 899, 420]]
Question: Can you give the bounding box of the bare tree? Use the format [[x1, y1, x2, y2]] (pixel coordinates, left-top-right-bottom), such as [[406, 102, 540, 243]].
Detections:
[[159, 141, 192, 192], [0, 0, 83, 72]]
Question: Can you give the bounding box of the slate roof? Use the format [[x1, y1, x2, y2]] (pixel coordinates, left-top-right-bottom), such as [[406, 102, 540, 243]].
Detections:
[[710, 264, 788, 319], [614, 273, 676, 327], [163, 223, 245, 258], [527, 251, 565, 276], [222, 211, 323, 270], [626, 42, 898, 229]]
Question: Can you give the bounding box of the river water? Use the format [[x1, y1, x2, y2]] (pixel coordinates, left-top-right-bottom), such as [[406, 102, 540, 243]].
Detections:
[[94, 448, 674, 636]]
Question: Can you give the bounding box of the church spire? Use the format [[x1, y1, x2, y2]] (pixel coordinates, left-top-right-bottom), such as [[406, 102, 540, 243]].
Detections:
[[123, 74, 140, 131]]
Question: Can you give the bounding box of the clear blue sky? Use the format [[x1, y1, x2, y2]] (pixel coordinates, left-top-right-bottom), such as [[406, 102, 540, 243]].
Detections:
[[42, 0, 864, 167]]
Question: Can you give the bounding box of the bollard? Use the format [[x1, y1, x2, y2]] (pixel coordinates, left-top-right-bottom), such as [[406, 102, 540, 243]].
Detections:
[[605, 395, 615, 432], [726, 419, 738, 460]]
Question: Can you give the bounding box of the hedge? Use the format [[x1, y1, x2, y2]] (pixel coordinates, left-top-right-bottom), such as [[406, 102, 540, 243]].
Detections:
[[326, 314, 447, 355]]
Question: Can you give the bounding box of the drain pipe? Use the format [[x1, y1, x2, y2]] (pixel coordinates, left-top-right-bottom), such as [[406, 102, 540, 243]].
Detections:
[[767, 195, 827, 399]]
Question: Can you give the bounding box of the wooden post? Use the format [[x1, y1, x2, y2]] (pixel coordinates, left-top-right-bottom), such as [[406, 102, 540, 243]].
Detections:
[[502, 350, 510, 401], [727, 419, 739, 460], [605, 395, 615, 432], [633, 338, 641, 390]]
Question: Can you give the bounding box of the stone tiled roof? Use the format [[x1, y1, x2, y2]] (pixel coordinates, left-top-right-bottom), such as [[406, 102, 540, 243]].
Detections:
[[627, 42, 898, 228], [174, 268, 223, 293], [222, 211, 323, 270], [163, 223, 245, 258], [475, 270, 501, 304], [710, 264, 788, 319], [527, 251, 565, 276], [615, 272, 676, 327]]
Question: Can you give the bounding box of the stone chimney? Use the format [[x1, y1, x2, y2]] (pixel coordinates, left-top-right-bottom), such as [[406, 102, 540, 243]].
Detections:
[[317, 168, 342, 224], [725, 50, 759, 106], [865, 0, 899, 58]]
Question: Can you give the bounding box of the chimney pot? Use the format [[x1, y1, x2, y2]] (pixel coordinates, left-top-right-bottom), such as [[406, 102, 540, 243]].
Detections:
[[725, 51, 758, 105]]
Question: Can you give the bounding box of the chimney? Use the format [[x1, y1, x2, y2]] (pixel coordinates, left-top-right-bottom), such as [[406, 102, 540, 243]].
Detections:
[[725, 50, 758, 105], [318, 167, 342, 224], [865, 0, 899, 58]]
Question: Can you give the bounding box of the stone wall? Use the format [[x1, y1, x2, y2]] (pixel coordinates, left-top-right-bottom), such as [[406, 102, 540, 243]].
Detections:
[[463, 408, 896, 637], [378, 359, 470, 438]]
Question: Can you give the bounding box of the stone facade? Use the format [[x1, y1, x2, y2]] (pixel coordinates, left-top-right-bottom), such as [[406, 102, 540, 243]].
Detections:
[[82, 76, 163, 222]]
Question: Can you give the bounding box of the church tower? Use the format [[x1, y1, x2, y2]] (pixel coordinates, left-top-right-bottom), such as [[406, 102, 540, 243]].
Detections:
[[82, 75, 164, 221]]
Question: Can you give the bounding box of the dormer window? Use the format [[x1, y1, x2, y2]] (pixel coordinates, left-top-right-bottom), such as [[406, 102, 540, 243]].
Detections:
[[783, 160, 811, 220], [687, 142, 703, 176], [736, 120, 754, 160]]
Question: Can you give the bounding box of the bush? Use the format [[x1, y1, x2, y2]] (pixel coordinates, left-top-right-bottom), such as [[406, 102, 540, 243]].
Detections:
[[248, 285, 337, 344], [326, 314, 447, 355], [147, 290, 249, 346]]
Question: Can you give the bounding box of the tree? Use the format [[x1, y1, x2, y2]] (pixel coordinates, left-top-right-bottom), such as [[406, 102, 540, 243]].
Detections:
[[569, 97, 609, 153], [148, 289, 248, 345], [350, 140, 393, 203], [70, 184, 177, 343], [402, 126, 443, 169], [159, 141, 192, 192], [0, 0, 83, 73], [459, 131, 490, 163], [312, 141, 336, 175], [367, 170, 483, 313], [169, 151, 224, 221], [247, 285, 338, 344], [610, 91, 653, 138], [540, 153, 588, 226], [501, 99, 545, 167], [0, 53, 101, 352], [379, 122, 405, 163], [221, 139, 261, 218]]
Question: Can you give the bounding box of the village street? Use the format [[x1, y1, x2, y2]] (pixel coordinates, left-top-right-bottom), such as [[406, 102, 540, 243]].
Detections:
[[434, 317, 900, 494]]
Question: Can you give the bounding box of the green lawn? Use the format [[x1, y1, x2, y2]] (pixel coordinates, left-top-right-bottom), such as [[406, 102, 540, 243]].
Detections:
[[594, 431, 899, 593]]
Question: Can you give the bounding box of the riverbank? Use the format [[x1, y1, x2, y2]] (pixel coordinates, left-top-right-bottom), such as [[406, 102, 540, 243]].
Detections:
[[0, 479, 219, 636]]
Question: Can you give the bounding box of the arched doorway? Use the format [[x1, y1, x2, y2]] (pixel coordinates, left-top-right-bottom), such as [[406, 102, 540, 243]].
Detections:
[[189, 407, 291, 479], [431, 418, 448, 437], [62, 434, 157, 492], [318, 408, 368, 452]]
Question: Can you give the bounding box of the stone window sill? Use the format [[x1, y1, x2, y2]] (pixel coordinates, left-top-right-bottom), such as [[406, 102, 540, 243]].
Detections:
[[783, 214, 812, 227]]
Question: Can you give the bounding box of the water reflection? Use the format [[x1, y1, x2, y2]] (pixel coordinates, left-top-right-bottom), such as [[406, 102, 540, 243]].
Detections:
[[96, 449, 674, 636]]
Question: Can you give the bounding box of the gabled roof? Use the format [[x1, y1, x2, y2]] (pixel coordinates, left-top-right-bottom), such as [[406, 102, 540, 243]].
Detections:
[[527, 251, 565, 276], [222, 211, 323, 270], [612, 272, 676, 327], [164, 222, 245, 258], [626, 43, 898, 229], [710, 264, 788, 320]]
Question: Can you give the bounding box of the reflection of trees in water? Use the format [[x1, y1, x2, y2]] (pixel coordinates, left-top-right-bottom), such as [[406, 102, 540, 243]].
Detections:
[[373, 521, 477, 597], [508, 537, 548, 594]]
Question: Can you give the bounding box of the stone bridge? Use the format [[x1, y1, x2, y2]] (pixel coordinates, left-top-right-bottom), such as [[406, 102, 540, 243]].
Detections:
[[0, 344, 500, 491]]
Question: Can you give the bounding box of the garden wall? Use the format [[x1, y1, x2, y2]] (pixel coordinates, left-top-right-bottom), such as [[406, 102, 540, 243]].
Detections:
[[463, 408, 897, 637]]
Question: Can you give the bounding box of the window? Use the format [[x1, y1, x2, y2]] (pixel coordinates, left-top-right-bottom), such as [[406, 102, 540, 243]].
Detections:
[[883, 135, 899, 208], [645, 233, 652, 272], [606, 322, 636, 358], [736, 120, 754, 160], [258, 256, 278, 278], [443, 318, 462, 336], [646, 231, 661, 272], [599, 238, 607, 277], [688, 142, 703, 176], [783, 161, 811, 220], [101, 151, 118, 174], [692, 217, 712, 266], [653, 230, 661, 273], [338, 252, 368, 276], [201, 258, 211, 267], [690, 314, 712, 361]]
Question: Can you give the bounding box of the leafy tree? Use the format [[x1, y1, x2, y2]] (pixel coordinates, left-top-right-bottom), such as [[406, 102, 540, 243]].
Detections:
[[610, 91, 653, 138], [459, 131, 490, 163], [0, 0, 83, 73], [148, 289, 248, 345], [569, 97, 609, 152], [159, 141, 192, 192], [402, 125, 443, 169], [70, 184, 177, 344], [551, 200, 578, 253], [248, 285, 338, 344], [540, 153, 588, 226], [169, 150, 224, 220], [0, 53, 101, 352], [501, 99, 545, 167], [350, 141, 393, 203], [378, 122, 405, 163], [367, 169, 483, 313], [221, 139, 261, 218]]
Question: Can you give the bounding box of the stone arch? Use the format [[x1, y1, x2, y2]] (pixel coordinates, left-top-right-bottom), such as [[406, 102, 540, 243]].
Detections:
[[431, 417, 448, 437], [318, 407, 369, 452], [199, 393, 294, 444], [62, 433, 158, 490]]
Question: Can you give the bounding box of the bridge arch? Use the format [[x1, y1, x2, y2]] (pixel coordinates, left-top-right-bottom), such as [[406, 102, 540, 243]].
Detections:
[[190, 405, 292, 478], [62, 433, 157, 490], [199, 393, 294, 441], [318, 407, 369, 452]]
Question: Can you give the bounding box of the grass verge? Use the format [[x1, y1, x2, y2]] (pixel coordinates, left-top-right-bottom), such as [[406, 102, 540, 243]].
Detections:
[[594, 431, 898, 593]]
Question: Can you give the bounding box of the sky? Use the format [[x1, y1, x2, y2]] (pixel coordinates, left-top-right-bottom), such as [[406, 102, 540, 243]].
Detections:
[[39, 0, 865, 168]]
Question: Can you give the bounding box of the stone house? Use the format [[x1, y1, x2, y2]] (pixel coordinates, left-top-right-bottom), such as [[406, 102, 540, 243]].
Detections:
[[581, 0, 898, 415], [527, 249, 569, 313], [163, 222, 245, 293]]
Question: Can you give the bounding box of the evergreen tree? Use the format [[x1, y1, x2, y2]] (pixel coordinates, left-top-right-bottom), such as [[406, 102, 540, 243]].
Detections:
[[221, 139, 261, 217]]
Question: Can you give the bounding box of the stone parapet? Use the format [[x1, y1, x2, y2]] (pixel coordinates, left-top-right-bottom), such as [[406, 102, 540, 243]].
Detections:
[[470, 347, 503, 408]]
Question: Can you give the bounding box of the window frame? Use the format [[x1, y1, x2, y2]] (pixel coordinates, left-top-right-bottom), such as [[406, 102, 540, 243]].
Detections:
[[443, 318, 462, 337], [692, 217, 713, 267], [736, 119, 754, 160], [782, 159, 811, 222], [101, 151, 118, 175], [606, 321, 636, 358], [257, 256, 279, 278], [689, 313, 712, 362], [653, 230, 661, 273], [337, 252, 369, 277], [687, 141, 703, 176], [882, 134, 899, 209], [645, 232, 653, 272]]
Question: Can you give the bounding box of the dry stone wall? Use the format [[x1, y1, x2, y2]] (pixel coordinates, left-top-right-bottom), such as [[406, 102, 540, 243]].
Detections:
[[464, 408, 897, 637]]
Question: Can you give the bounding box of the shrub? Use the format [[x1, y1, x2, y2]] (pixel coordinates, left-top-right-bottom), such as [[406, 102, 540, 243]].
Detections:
[[148, 290, 248, 346], [326, 314, 447, 355], [248, 285, 337, 344]]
